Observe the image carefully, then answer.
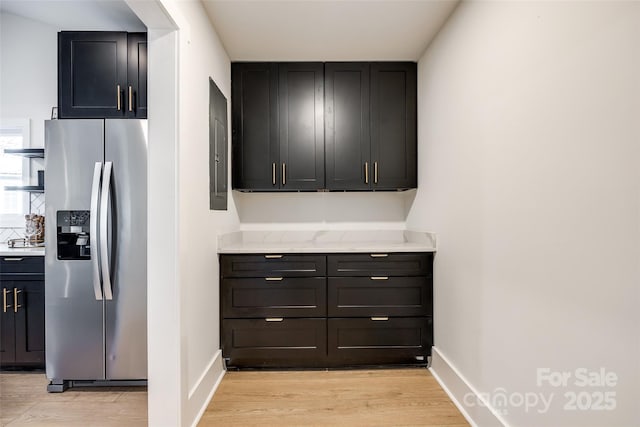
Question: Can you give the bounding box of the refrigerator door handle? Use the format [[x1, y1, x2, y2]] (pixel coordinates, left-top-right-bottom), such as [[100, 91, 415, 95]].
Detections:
[[100, 161, 114, 300], [90, 162, 103, 300]]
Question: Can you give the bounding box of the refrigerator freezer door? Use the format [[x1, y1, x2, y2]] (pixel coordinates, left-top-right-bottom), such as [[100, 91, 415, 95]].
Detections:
[[104, 120, 148, 380], [45, 119, 106, 381]]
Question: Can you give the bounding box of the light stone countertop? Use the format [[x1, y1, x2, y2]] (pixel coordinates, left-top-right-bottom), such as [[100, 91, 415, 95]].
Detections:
[[217, 229, 436, 254], [0, 243, 46, 257]]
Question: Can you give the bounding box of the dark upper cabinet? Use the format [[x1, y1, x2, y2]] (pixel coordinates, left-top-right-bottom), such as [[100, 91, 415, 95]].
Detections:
[[370, 62, 417, 190], [231, 63, 279, 190], [231, 61, 416, 191], [326, 62, 417, 190], [278, 63, 325, 190], [325, 63, 370, 190], [232, 62, 324, 191], [58, 31, 147, 119]]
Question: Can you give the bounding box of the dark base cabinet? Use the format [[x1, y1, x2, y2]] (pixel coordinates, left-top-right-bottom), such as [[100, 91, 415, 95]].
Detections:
[[220, 252, 433, 369], [0, 257, 45, 369], [327, 317, 432, 366], [223, 318, 327, 368]]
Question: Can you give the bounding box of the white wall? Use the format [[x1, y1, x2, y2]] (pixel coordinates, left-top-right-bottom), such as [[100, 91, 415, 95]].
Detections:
[[409, 1, 640, 426], [0, 12, 57, 149], [234, 191, 415, 230], [173, 2, 239, 425]]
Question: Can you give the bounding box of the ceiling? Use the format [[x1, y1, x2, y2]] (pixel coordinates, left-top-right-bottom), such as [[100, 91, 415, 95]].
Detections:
[[0, 0, 146, 31], [203, 0, 460, 61], [0, 0, 459, 61]]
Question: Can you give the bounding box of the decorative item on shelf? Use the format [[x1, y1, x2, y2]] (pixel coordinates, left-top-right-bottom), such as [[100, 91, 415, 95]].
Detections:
[[24, 214, 45, 246]]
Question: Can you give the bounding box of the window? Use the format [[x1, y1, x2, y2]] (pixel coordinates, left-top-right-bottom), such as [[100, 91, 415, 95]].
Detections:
[[0, 119, 30, 227]]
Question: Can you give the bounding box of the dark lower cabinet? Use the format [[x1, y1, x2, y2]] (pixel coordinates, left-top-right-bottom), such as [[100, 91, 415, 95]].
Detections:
[[220, 252, 433, 369], [222, 318, 327, 368], [327, 317, 432, 366], [0, 257, 45, 369]]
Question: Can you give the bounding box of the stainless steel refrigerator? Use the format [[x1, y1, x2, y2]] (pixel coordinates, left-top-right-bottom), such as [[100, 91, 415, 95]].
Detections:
[[44, 119, 147, 392]]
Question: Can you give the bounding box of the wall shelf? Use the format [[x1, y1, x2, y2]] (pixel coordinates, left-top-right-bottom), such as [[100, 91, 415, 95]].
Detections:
[[4, 186, 44, 193], [3, 148, 44, 158]]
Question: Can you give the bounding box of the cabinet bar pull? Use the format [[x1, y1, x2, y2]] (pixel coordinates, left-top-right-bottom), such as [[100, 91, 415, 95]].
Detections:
[[370, 276, 389, 280], [128, 86, 133, 112], [117, 85, 121, 111], [374, 161, 378, 184], [364, 162, 369, 184], [282, 163, 286, 186], [264, 255, 283, 259], [2, 288, 9, 313], [370, 253, 388, 258], [266, 317, 283, 322], [371, 316, 389, 321], [3, 257, 24, 261], [272, 163, 276, 185], [13, 288, 21, 313], [265, 277, 283, 281]]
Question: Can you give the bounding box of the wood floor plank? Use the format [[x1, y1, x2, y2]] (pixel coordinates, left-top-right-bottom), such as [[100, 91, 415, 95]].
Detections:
[[201, 369, 468, 427]]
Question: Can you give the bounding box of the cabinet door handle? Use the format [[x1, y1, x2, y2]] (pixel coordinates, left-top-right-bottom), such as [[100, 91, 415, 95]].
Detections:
[[272, 163, 276, 185], [370, 276, 389, 281], [264, 255, 283, 259], [371, 316, 389, 321], [282, 163, 286, 186], [374, 161, 378, 184], [265, 277, 283, 282], [364, 162, 369, 184], [128, 86, 133, 112], [370, 253, 388, 258], [116, 85, 121, 111], [265, 318, 283, 322], [2, 288, 10, 313], [3, 257, 24, 261], [13, 288, 21, 313]]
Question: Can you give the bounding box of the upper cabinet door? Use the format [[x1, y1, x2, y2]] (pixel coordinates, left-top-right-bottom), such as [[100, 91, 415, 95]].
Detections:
[[325, 63, 370, 191], [370, 62, 417, 190], [58, 32, 128, 118], [231, 63, 279, 190], [278, 63, 325, 191], [127, 33, 147, 119]]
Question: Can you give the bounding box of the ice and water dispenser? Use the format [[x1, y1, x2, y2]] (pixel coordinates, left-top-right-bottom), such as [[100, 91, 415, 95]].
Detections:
[[56, 210, 91, 260]]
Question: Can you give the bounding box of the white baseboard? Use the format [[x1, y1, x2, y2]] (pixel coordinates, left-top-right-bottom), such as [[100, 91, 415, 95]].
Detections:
[[429, 347, 507, 427], [188, 350, 226, 427]]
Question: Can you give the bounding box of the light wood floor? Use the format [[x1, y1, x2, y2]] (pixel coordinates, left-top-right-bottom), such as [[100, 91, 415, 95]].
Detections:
[[200, 368, 469, 427], [1, 368, 468, 426], [0, 371, 147, 426]]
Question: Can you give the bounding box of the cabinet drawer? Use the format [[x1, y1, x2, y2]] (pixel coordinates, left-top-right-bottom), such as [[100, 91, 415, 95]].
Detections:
[[328, 277, 431, 317], [222, 277, 326, 318], [327, 253, 432, 277], [328, 317, 432, 366], [222, 318, 327, 368], [0, 256, 44, 278], [220, 254, 326, 278]]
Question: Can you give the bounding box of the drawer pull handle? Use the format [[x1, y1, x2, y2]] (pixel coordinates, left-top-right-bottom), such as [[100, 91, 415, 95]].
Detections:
[[3, 257, 24, 261], [370, 253, 388, 258], [265, 277, 283, 281], [370, 276, 389, 281], [264, 255, 283, 259], [265, 317, 284, 322], [371, 317, 389, 321]]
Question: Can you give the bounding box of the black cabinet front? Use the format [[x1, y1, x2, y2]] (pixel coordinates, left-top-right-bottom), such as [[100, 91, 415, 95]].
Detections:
[[222, 318, 327, 368], [231, 61, 417, 191], [58, 31, 147, 119], [220, 253, 433, 369], [231, 62, 324, 191], [0, 257, 45, 369]]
